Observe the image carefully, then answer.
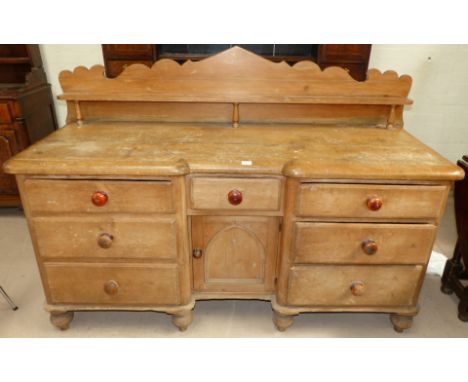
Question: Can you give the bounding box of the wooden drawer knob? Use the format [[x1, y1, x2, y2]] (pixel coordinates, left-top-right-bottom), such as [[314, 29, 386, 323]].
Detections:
[[367, 195, 383, 211], [227, 189, 243, 205], [361, 239, 378, 255], [98, 233, 113, 249], [350, 281, 365, 296], [103, 280, 119, 295], [91, 191, 108, 207]]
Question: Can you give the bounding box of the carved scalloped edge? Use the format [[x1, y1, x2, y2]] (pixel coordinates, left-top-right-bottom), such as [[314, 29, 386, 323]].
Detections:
[[59, 46, 412, 85]]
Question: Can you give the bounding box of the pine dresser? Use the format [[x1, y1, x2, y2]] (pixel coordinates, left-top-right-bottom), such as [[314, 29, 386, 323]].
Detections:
[[3, 47, 464, 332]]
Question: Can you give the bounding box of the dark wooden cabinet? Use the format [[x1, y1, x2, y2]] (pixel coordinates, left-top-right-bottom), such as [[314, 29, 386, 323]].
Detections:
[[0, 44, 57, 207], [441, 155, 468, 321], [102, 44, 371, 81]]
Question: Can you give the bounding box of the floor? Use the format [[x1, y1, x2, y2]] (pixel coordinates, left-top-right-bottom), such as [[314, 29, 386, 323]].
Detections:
[[0, 196, 467, 337]]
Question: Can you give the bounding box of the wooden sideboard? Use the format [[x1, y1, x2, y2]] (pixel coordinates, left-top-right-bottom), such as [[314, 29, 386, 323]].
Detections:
[[0, 44, 57, 206], [102, 44, 371, 81], [4, 47, 463, 332]]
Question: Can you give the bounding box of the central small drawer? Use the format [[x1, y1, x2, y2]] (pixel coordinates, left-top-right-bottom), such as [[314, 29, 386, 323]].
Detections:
[[190, 177, 282, 211], [24, 179, 174, 214], [297, 183, 447, 220], [293, 222, 436, 264], [44, 262, 180, 305], [33, 216, 178, 260]]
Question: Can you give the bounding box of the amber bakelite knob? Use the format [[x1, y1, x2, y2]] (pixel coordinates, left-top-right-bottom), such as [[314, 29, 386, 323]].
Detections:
[[98, 233, 113, 249], [361, 239, 378, 255], [91, 191, 108, 207], [367, 195, 383, 211], [227, 189, 243, 205], [350, 281, 365, 296], [104, 280, 119, 295]]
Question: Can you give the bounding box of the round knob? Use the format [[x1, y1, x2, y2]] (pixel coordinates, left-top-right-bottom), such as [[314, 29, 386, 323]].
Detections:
[[103, 280, 119, 295], [227, 189, 243, 205], [97, 233, 113, 249], [193, 248, 203, 259], [350, 281, 365, 296], [361, 239, 378, 255], [92, 191, 108, 207], [367, 195, 383, 211]]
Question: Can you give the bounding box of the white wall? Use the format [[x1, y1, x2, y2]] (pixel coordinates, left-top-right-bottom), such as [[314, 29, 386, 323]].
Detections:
[[40, 44, 468, 163], [40, 45, 103, 126]]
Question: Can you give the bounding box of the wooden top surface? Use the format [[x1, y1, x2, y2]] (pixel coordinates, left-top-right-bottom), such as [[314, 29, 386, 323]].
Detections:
[[4, 121, 463, 181]]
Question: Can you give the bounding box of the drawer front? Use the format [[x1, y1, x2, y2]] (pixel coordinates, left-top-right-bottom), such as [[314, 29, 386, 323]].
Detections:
[[44, 262, 180, 305], [297, 183, 447, 220], [190, 177, 281, 211], [294, 222, 436, 264], [24, 179, 174, 214], [287, 265, 423, 307], [33, 216, 178, 260], [0, 102, 13, 123]]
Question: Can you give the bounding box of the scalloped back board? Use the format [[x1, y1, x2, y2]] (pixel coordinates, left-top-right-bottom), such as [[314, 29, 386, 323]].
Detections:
[[59, 46, 412, 128]]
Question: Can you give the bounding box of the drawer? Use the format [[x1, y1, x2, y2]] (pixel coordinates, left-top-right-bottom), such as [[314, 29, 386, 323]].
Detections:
[[293, 222, 436, 264], [190, 177, 281, 211], [0, 102, 13, 123], [33, 216, 178, 260], [44, 262, 180, 305], [24, 179, 174, 214], [287, 265, 423, 306], [297, 183, 447, 220]]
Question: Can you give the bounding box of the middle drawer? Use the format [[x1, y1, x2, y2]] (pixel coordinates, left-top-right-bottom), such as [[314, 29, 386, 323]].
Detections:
[[32, 216, 178, 260], [293, 222, 436, 264]]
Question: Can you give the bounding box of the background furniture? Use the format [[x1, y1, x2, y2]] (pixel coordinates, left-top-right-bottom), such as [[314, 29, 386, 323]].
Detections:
[[0, 285, 18, 310], [0, 44, 57, 207], [102, 44, 371, 81], [4, 47, 462, 332], [441, 155, 468, 321]]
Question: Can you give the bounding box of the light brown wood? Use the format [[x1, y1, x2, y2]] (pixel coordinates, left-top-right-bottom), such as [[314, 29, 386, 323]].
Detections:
[[286, 265, 423, 306], [58, 47, 412, 107], [23, 178, 174, 215], [191, 215, 279, 293], [49, 311, 74, 331], [2, 46, 463, 332], [44, 262, 181, 305], [190, 176, 282, 211], [390, 313, 415, 333], [272, 311, 295, 332], [293, 222, 436, 264], [32, 216, 178, 260], [4, 124, 463, 181], [297, 183, 449, 220]]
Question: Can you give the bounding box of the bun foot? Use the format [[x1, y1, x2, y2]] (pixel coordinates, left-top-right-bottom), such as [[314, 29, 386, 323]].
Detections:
[[390, 314, 413, 333], [172, 310, 193, 331], [50, 311, 74, 331], [273, 311, 295, 332]]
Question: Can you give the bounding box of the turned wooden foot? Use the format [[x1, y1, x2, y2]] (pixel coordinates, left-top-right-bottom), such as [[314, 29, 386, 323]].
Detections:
[[171, 309, 193, 331], [50, 311, 74, 331], [273, 311, 295, 332], [390, 314, 413, 333]]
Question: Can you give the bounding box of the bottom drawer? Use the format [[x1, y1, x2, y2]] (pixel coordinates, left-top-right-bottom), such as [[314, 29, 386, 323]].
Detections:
[[287, 265, 423, 307], [44, 262, 180, 305]]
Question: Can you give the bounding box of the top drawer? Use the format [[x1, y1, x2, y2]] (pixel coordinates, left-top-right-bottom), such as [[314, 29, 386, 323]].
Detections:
[[297, 183, 448, 220], [190, 177, 282, 211], [23, 179, 174, 215]]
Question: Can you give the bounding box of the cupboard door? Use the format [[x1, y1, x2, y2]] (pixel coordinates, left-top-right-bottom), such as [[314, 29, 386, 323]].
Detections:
[[0, 129, 20, 194], [192, 216, 279, 293]]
